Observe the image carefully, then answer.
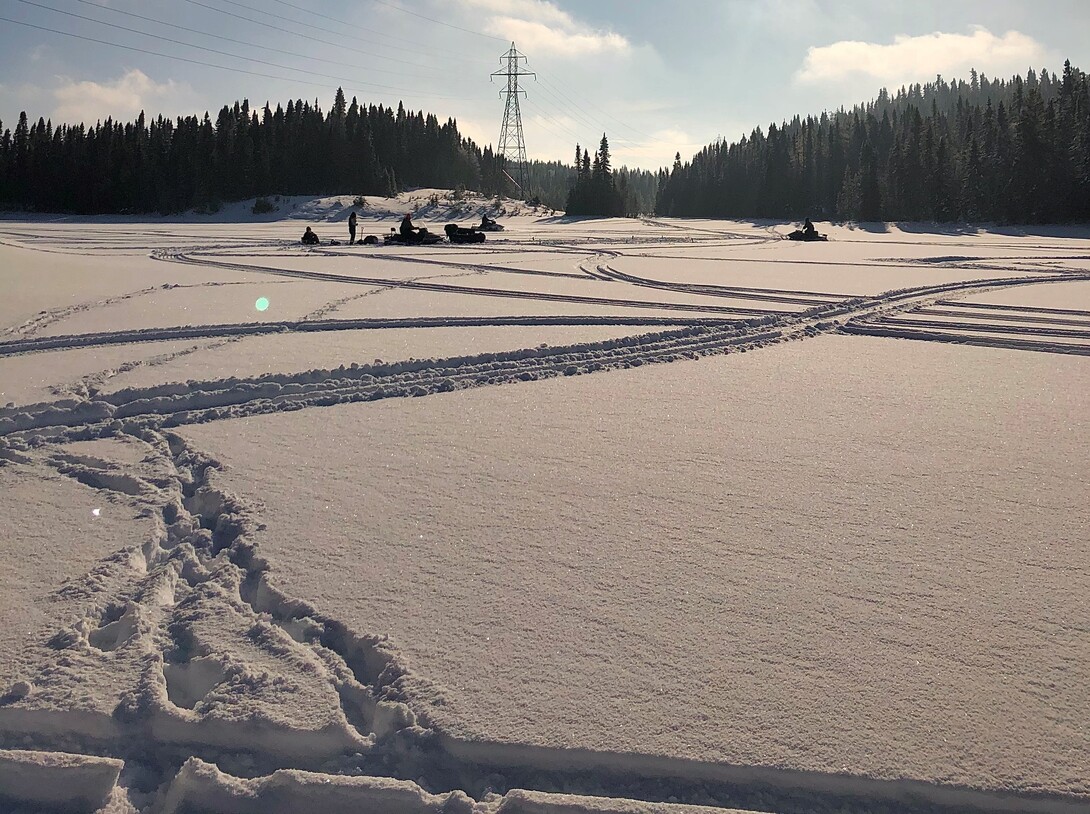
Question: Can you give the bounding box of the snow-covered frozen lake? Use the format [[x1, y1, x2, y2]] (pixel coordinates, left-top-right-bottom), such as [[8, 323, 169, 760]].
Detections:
[[1, 197, 1088, 813]]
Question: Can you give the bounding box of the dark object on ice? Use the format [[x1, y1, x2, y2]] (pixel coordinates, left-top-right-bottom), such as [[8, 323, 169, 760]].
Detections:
[[787, 217, 826, 240], [399, 212, 427, 242], [389, 213, 438, 244], [478, 215, 504, 231], [361, 234, 379, 245], [301, 226, 320, 245], [786, 225, 828, 241], [385, 227, 443, 246], [445, 223, 486, 244], [348, 210, 358, 244]]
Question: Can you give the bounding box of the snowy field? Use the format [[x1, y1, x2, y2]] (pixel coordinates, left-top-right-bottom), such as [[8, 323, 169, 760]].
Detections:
[[1, 194, 1088, 814]]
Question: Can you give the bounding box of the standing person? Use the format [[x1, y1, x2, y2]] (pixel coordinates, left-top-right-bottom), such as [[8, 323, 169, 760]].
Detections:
[[348, 210, 358, 244]]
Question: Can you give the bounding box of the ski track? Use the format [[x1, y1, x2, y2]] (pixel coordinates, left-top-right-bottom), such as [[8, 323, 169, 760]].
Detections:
[[3, 224, 1090, 813]]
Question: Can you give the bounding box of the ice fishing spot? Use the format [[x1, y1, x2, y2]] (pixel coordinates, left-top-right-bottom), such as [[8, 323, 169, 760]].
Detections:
[[255, 296, 270, 312]]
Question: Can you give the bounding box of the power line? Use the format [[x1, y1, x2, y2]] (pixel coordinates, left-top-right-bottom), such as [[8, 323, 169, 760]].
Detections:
[[179, 0, 451, 72], [527, 79, 647, 148], [210, 0, 490, 64], [266, 0, 494, 63], [0, 15, 474, 104], [520, 98, 586, 144], [538, 74, 676, 147], [365, 0, 507, 43], [70, 0, 446, 80], [16, 0, 447, 92]]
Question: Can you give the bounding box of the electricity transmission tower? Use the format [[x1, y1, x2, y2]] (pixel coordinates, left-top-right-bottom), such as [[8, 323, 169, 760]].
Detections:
[[491, 43, 535, 197]]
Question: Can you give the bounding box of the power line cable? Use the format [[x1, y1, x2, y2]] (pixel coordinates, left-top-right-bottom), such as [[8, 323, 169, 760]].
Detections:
[[179, 0, 452, 71], [538, 74, 675, 146], [0, 15, 474, 104], [527, 78, 646, 147], [537, 74, 654, 143], [265, 0, 494, 63], [17, 0, 448, 91], [364, 0, 507, 43], [70, 0, 447, 80], [520, 98, 586, 144]]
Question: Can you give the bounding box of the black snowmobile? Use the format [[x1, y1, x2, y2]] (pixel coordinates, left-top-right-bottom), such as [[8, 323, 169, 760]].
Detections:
[[384, 227, 444, 246], [477, 218, 504, 232], [785, 229, 828, 242], [444, 223, 487, 244]]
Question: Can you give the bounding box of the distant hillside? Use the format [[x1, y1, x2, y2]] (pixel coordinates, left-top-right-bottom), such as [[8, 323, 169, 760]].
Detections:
[[657, 62, 1090, 224]]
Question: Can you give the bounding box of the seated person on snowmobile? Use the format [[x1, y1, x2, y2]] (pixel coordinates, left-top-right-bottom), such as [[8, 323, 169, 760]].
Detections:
[[480, 214, 497, 229], [400, 213, 428, 243], [301, 226, 320, 245], [785, 218, 826, 241]]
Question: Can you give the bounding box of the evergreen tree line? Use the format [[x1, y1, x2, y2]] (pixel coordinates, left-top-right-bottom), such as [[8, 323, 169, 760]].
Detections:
[[0, 87, 509, 214], [563, 135, 656, 216], [525, 155, 657, 215], [656, 61, 1090, 223]]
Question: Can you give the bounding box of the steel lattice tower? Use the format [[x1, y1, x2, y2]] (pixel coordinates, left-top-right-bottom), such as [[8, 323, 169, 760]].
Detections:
[[491, 43, 535, 196]]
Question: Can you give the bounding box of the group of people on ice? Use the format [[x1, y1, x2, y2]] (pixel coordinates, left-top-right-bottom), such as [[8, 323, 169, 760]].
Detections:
[[299, 210, 500, 246]]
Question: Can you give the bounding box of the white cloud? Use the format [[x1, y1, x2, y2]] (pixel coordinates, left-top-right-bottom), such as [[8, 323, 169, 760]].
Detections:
[[796, 27, 1051, 87], [461, 0, 571, 27], [51, 69, 200, 125], [484, 18, 628, 57], [460, 0, 629, 57], [611, 128, 703, 170]]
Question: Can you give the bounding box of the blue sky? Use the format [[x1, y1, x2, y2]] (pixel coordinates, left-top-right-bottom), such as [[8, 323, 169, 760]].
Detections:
[[2, 0, 1088, 170]]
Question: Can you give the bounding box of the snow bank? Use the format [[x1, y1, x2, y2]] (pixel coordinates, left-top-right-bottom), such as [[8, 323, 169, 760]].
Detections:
[[0, 749, 122, 810]]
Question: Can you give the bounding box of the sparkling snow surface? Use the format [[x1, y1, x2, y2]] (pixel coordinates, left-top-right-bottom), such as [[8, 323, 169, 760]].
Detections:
[[1, 199, 1088, 813]]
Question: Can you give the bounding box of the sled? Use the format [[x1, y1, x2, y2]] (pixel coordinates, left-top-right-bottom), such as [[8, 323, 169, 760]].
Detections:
[[444, 224, 487, 244], [384, 228, 444, 246]]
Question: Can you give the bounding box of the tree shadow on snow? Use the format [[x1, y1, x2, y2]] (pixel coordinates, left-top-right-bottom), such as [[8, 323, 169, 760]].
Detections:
[[535, 215, 616, 224], [895, 221, 1090, 240]]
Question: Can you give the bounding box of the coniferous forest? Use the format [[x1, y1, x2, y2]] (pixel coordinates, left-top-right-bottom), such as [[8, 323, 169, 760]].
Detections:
[[656, 62, 1090, 224], [0, 88, 505, 214], [0, 63, 1088, 222]]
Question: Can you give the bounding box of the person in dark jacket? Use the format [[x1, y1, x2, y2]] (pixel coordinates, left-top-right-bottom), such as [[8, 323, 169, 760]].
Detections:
[[348, 210, 358, 244], [803, 218, 817, 236], [302, 226, 320, 245], [400, 213, 424, 242]]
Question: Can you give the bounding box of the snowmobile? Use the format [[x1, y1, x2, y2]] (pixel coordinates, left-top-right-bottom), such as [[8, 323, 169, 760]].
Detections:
[[477, 219, 504, 232], [384, 227, 444, 246], [444, 223, 487, 244], [785, 229, 828, 242]]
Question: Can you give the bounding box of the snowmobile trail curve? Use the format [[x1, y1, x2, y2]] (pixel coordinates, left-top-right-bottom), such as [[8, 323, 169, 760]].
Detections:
[[2, 219, 1089, 813]]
